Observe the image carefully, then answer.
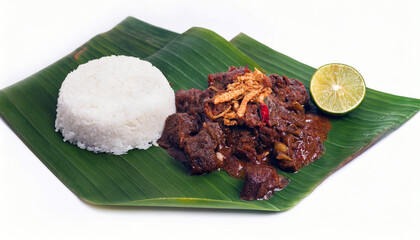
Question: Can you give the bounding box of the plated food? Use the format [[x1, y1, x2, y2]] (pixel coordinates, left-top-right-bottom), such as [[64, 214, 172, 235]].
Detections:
[[54, 55, 332, 200], [3, 17, 417, 210], [158, 66, 331, 200]]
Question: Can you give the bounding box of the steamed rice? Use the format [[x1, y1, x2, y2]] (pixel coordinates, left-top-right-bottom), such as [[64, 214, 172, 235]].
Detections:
[[55, 55, 175, 155]]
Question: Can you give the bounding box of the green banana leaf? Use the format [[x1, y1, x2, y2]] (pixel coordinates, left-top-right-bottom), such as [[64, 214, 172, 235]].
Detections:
[[1, 17, 419, 211]]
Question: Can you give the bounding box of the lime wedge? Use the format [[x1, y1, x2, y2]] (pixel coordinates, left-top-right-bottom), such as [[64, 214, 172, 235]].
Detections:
[[310, 63, 366, 115]]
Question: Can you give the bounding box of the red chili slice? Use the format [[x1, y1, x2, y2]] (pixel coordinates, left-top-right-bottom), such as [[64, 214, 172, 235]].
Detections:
[[260, 102, 270, 125]]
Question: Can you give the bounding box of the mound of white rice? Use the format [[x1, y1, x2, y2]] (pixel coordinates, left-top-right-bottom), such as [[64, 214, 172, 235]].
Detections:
[[55, 55, 175, 155]]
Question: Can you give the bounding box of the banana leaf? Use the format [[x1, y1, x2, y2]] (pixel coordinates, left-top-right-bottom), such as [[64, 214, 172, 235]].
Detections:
[[1, 17, 419, 211]]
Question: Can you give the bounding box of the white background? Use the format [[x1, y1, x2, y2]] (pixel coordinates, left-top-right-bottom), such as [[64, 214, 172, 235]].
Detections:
[[1, 0, 419, 239]]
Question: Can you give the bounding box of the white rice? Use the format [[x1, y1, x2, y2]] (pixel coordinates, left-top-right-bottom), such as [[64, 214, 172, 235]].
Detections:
[[55, 55, 175, 155]]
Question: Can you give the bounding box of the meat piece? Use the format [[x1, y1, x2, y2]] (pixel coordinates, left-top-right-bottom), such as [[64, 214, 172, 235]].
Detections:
[[273, 114, 331, 172], [175, 88, 215, 116], [175, 88, 202, 113], [259, 126, 280, 148], [265, 95, 305, 132], [223, 155, 246, 179], [208, 66, 251, 90], [158, 113, 200, 149], [240, 165, 289, 201], [233, 130, 258, 164], [270, 74, 309, 106], [274, 135, 325, 172], [240, 103, 263, 128], [182, 122, 223, 175]]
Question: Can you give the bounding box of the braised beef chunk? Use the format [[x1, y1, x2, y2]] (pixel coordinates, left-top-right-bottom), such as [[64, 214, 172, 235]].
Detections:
[[271, 113, 331, 172], [158, 113, 199, 167], [232, 129, 259, 164], [270, 74, 309, 105], [208, 66, 251, 90], [158, 66, 331, 200], [223, 155, 246, 179], [240, 165, 289, 201], [158, 113, 199, 149], [241, 103, 263, 128], [182, 122, 223, 174], [175, 89, 202, 113], [265, 95, 306, 130], [175, 88, 215, 116]]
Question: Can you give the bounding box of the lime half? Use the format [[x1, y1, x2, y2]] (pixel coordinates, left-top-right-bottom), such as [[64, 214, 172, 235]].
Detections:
[[310, 63, 366, 115]]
